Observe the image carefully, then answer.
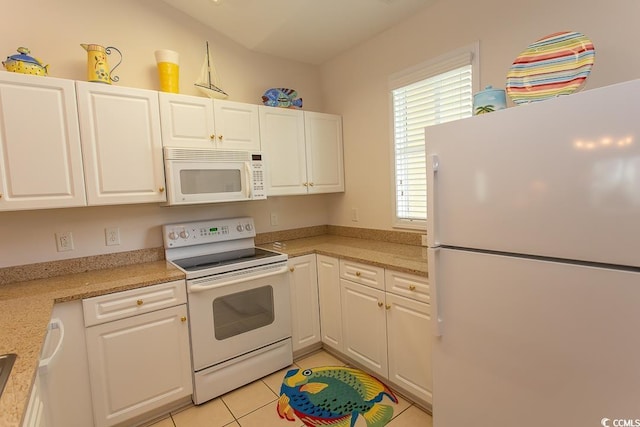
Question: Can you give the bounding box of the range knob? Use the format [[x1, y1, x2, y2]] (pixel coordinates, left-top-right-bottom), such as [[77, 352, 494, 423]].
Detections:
[[179, 230, 190, 239], [168, 231, 178, 240], [236, 224, 244, 232], [245, 223, 253, 231]]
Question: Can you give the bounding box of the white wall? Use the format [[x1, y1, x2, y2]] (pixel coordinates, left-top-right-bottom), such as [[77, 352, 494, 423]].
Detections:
[[0, 0, 332, 268], [322, 0, 640, 230]]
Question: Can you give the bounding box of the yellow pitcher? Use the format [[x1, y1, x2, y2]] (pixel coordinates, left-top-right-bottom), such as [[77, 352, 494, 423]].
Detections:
[[80, 43, 122, 84]]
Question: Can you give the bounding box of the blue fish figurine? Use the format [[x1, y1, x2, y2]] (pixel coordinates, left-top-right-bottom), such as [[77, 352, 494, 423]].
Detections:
[[262, 87, 303, 109], [277, 366, 398, 427]]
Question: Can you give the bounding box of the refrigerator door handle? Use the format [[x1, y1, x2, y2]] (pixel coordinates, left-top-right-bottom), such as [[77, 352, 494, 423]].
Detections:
[[427, 154, 439, 247], [427, 247, 443, 336]]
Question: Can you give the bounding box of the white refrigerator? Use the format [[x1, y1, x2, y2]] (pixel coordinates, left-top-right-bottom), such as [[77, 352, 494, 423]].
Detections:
[[426, 79, 640, 426]]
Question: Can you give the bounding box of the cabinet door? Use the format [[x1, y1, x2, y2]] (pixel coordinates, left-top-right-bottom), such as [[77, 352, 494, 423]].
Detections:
[[259, 106, 308, 195], [288, 254, 321, 353], [316, 255, 343, 351], [76, 82, 166, 205], [386, 293, 432, 405], [85, 304, 192, 427], [158, 92, 216, 148], [0, 72, 86, 210], [304, 112, 344, 194], [213, 99, 260, 151], [340, 279, 387, 377]]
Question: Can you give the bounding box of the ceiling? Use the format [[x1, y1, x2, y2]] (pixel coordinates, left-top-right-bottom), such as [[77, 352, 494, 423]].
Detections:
[[160, 0, 437, 65]]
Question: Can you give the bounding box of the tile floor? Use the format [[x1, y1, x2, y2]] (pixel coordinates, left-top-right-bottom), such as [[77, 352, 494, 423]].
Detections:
[[148, 350, 433, 427]]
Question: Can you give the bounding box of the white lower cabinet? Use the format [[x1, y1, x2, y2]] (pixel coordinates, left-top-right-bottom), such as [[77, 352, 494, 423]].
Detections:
[[83, 280, 192, 427], [386, 292, 432, 404], [288, 254, 321, 353], [316, 254, 343, 351], [328, 258, 432, 406], [340, 279, 388, 378]]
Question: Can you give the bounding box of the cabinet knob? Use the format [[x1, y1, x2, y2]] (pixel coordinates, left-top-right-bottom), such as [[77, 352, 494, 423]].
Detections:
[[0, 193, 2, 199], [210, 134, 216, 140], [136, 299, 144, 306], [355, 271, 361, 277], [158, 187, 165, 193], [289, 267, 295, 272], [386, 304, 392, 310], [309, 182, 314, 187], [181, 316, 187, 322], [409, 285, 416, 291], [218, 135, 223, 141], [303, 182, 309, 187], [377, 301, 383, 307]]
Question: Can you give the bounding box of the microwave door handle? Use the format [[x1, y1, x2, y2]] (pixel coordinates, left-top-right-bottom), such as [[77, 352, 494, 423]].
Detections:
[[244, 162, 252, 198]]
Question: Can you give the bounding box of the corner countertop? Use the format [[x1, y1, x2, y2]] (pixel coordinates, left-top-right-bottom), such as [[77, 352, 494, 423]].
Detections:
[[258, 235, 428, 277], [0, 233, 426, 427], [0, 261, 184, 427]]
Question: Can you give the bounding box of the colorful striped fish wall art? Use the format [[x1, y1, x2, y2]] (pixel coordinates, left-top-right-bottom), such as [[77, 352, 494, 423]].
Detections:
[[277, 366, 399, 427]]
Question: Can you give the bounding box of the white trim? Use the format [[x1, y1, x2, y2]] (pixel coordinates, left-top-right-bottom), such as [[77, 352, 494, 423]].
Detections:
[[389, 42, 480, 231]]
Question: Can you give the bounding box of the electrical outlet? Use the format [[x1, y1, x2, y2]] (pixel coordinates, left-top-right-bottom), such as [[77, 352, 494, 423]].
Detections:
[[105, 227, 121, 246], [270, 212, 278, 226], [351, 208, 359, 222], [55, 232, 74, 252]]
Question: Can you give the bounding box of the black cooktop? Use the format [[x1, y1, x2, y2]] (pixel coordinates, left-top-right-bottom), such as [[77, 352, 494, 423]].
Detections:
[[172, 247, 281, 272]]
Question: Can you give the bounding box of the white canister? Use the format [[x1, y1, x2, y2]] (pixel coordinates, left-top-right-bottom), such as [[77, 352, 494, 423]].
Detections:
[[473, 85, 507, 115]]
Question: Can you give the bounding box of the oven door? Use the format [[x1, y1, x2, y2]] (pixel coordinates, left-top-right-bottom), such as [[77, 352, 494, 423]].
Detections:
[[187, 263, 291, 371], [164, 159, 252, 205]]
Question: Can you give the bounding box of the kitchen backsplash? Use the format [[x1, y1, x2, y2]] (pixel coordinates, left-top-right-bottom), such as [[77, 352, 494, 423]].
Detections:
[[0, 226, 425, 286]]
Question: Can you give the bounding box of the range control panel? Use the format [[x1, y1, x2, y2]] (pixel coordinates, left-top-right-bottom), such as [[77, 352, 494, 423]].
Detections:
[[162, 217, 256, 248]]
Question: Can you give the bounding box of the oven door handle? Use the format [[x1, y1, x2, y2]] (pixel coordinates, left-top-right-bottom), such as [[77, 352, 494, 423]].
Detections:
[[189, 265, 289, 293]]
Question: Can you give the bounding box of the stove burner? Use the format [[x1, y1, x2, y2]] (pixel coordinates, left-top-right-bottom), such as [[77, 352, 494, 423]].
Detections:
[[172, 247, 281, 272]]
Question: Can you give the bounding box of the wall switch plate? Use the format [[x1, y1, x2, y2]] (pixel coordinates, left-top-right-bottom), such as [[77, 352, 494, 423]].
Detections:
[[270, 212, 279, 226], [351, 208, 359, 222], [105, 227, 121, 246], [55, 231, 74, 252]]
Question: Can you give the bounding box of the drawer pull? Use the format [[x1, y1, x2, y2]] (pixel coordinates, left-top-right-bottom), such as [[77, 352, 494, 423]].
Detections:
[[136, 299, 144, 306], [158, 187, 165, 193], [181, 316, 187, 322], [377, 301, 383, 307], [355, 271, 361, 277], [409, 285, 416, 291]]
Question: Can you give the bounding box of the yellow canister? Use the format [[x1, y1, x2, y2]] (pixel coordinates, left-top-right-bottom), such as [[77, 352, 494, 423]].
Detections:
[[154, 50, 179, 93]]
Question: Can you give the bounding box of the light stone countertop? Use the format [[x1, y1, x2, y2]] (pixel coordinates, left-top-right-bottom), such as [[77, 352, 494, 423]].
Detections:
[[258, 234, 428, 277], [0, 233, 426, 427]]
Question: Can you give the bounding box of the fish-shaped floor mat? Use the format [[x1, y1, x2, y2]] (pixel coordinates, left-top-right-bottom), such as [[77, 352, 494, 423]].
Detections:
[[277, 366, 398, 427]]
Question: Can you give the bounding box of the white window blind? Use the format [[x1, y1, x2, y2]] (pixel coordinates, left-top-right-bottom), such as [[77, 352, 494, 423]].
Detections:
[[390, 48, 475, 227]]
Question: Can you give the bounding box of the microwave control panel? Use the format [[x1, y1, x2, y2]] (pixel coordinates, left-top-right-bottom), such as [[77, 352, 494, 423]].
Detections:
[[251, 153, 266, 200]]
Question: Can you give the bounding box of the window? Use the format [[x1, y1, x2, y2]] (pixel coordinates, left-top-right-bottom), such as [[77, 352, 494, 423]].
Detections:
[[390, 43, 478, 229]]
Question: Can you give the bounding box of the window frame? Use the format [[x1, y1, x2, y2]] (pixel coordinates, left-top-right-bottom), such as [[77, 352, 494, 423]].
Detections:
[[389, 42, 480, 230]]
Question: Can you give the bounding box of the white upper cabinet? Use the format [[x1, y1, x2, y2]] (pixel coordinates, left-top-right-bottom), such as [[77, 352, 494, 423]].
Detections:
[[0, 72, 86, 210], [159, 93, 260, 151], [304, 111, 344, 194], [259, 107, 344, 196], [259, 107, 307, 195], [76, 82, 167, 205]]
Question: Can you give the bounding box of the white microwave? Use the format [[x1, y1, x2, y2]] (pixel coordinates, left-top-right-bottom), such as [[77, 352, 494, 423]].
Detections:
[[163, 147, 266, 206]]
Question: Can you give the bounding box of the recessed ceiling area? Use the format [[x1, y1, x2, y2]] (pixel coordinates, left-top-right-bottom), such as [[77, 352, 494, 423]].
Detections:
[[160, 0, 437, 65]]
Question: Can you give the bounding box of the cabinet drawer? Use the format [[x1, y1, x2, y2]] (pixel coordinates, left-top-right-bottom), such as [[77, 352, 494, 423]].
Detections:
[[339, 259, 384, 290], [83, 280, 187, 326], [385, 270, 429, 303]]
